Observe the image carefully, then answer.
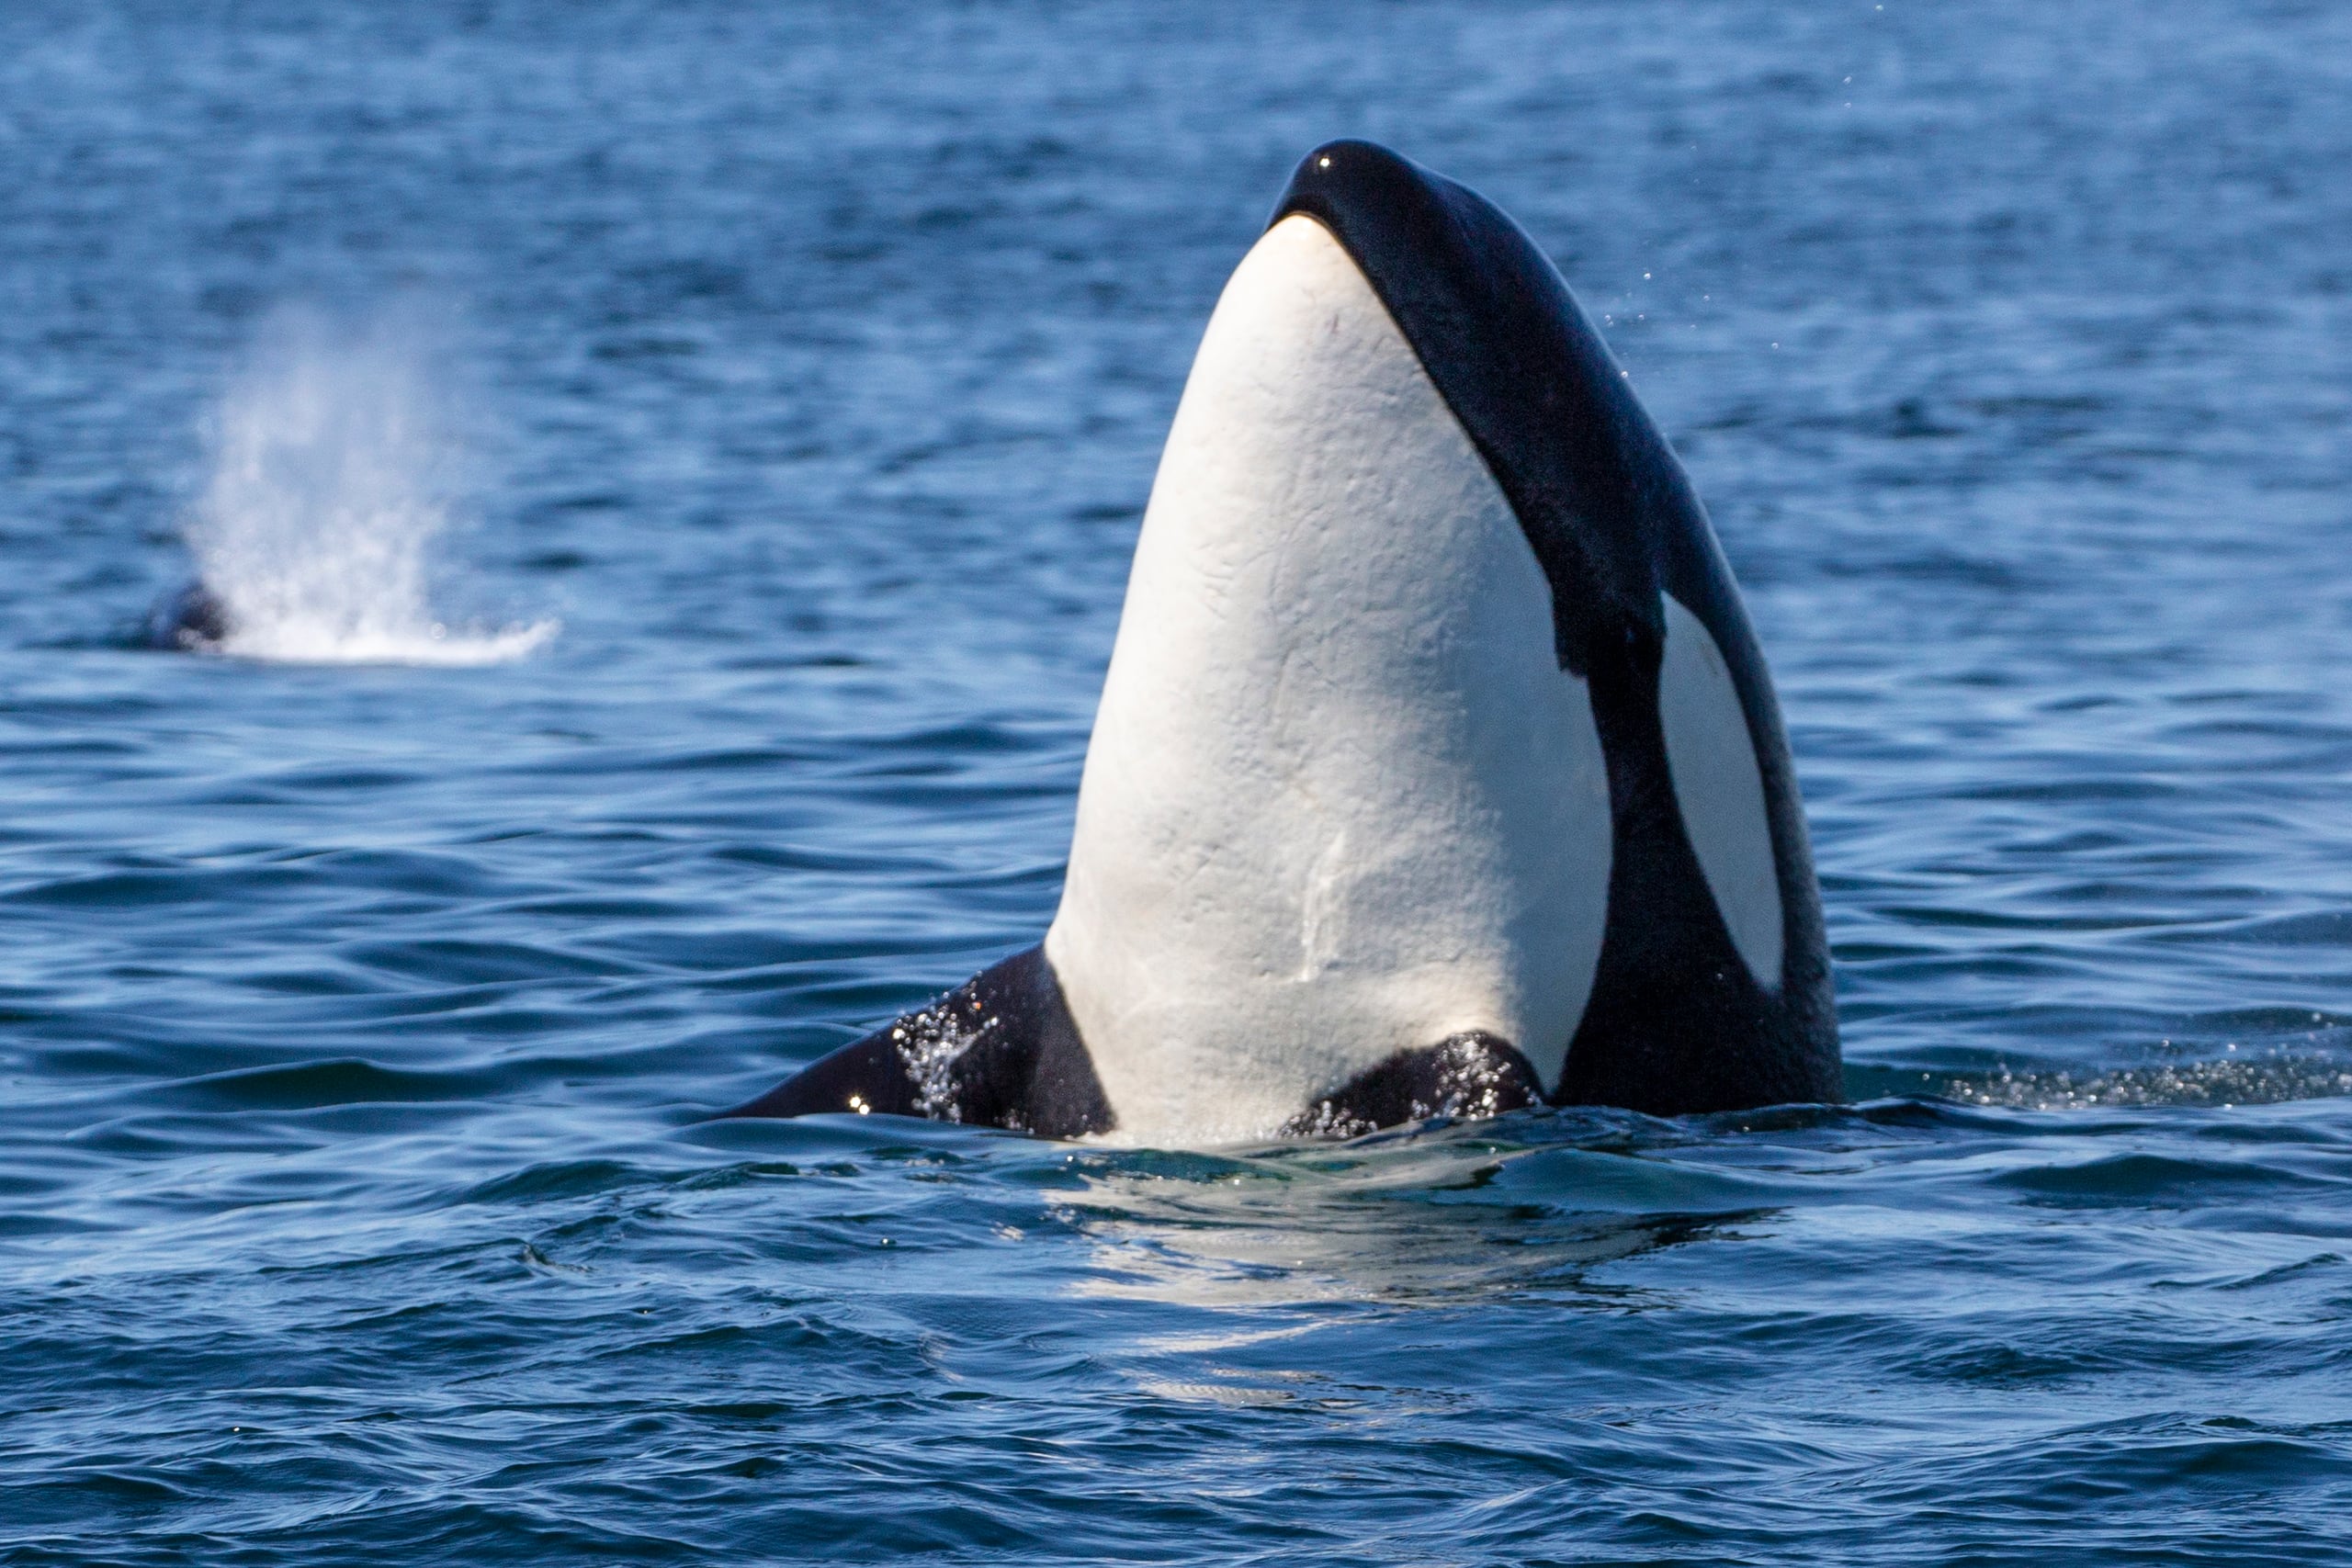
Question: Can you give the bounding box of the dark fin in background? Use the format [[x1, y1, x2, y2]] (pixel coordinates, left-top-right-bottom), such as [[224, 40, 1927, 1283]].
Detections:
[[717, 946, 1115, 1137], [144, 581, 232, 651], [1277, 141, 1840, 1115], [1280, 1032, 1544, 1139]]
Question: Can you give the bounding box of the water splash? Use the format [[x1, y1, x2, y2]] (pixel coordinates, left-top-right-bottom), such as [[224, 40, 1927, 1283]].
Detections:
[[184, 307, 556, 665], [1943, 1051, 2352, 1110]]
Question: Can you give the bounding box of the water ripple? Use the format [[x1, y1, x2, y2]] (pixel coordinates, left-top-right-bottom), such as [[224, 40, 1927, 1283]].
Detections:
[[5, 0, 2352, 1562]]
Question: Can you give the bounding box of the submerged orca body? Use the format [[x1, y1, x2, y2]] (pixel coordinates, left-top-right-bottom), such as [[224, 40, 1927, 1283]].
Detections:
[[144, 581, 233, 652], [726, 141, 1839, 1143]]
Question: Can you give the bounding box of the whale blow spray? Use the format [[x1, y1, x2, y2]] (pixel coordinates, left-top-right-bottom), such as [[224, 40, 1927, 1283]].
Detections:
[[176, 306, 555, 666]]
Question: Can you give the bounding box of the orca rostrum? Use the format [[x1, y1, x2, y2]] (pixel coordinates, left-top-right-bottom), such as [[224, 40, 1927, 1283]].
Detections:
[[723, 140, 1840, 1143]]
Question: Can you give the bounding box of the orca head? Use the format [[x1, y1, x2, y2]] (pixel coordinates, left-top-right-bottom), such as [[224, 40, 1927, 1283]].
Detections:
[[719, 141, 1841, 1145], [144, 581, 234, 652], [1042, 141, 1838, 1143]]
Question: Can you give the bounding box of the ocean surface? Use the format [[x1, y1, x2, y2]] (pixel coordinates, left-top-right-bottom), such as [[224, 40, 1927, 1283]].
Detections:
[[5, 1, 2351, 1561]]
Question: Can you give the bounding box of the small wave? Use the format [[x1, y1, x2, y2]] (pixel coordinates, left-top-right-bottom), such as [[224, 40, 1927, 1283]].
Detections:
[[182, 304, 556, 666], [1942, 1052, 2352, 1111]]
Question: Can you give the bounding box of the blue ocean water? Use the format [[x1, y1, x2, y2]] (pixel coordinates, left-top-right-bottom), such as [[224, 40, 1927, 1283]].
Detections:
[[5, 0, 2352, 1560]]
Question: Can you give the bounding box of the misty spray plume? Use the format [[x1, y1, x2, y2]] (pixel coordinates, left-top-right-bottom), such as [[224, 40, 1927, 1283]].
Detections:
[[174, 305, 555, 665]]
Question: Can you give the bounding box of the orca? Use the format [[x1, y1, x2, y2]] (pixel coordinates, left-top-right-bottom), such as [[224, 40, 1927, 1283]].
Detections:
[[143, 581, 233, 651], [723, 140, 1840, 1144]]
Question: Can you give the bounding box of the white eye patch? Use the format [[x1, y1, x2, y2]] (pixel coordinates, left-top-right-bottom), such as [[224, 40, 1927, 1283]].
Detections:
[[1658, 596, 1783, 988]]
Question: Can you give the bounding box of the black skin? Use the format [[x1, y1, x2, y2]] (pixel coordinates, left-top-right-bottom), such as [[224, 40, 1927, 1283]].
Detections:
[[721, 140, 1842, 1138], [145, 581, 232, 651], [713, 947, 1543, 1140], [718, 948, 1113, 1138]]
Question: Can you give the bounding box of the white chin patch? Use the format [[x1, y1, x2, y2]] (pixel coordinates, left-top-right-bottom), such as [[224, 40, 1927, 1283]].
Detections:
[[1657, 596, 1784, 988], [1045, 214, 1612, 1146]]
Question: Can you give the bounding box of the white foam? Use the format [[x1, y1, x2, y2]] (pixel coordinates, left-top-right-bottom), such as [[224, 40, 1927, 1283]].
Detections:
[[186, 307, 556, 666]]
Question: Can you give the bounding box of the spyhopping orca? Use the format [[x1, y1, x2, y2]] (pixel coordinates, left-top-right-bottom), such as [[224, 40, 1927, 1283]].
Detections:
[[724, 140, 1840, 1144]]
